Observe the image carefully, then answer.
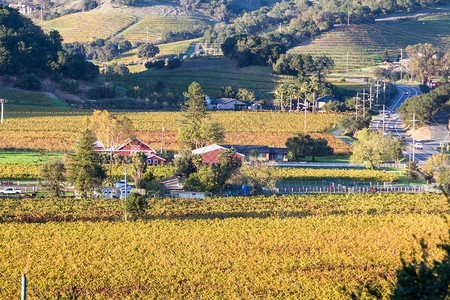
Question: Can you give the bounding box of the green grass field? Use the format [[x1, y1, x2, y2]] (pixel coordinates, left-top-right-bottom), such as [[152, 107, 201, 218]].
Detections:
[[113, 56, 293, 99], [0, 87, 54, 107], [42, 12, 137, 43], [0, 151, 63, 164], [289, 13, 450, 73]]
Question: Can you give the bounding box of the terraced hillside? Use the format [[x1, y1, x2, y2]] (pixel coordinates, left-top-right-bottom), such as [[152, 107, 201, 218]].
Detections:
[[289, 13, 450, 73], [42, 12, 137, 43], [120, 16, 211, 43]]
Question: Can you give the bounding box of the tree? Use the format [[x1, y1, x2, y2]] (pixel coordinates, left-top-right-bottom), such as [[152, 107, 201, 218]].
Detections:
[[285, 133, 314, 161], [350, 129, 405, 170], [137, 43, 160, 60], [87, 110, 134, 185], [38, 160, 66, 197], [130, 152, 147, 189], [285, 133, 333, 162], [83, 0, 98, 11], [174, 150, 197, 178], [314, 55, 334, 81], [236, 88, 255, 102], [381, 49, 390, 63], [337, 115, 371, 135], [68, 130, 106, 196], [125, 193, 147, 220], [406, 43, 448, 85], [178, 82, 225, 149], [235, 163, 279, 195]]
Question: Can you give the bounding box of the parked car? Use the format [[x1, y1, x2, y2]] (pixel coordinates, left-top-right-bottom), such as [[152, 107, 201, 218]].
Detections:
[[414, 142, 424, 149], [0, 187, 22, 195]]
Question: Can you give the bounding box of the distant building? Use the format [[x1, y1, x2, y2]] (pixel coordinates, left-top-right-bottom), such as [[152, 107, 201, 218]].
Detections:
[[94, 138, 166, 165], [315, 95, 341, 111], [205, 97, 247, 111], [192, 144, 289, 163]]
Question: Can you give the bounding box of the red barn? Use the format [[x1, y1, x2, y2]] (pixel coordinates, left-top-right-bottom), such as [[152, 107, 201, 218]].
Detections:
[[192, 144, 245, 164], [95, 138, 166, 165]]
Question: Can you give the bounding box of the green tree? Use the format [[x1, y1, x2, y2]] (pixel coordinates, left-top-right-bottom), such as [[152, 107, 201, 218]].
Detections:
[[314, 55, 334, 81], [236, 163, 279, 195], [174, 150, 197, 178], [178, 82, 225, 149], [381, 49, 390, 63], [406, 43, 448, 85], [285, 133, 333, 162], [38, 160, 66, 197], [83, 0, 98, 11], [130, 152, 147, 189], [337, 115, 371, 135], [125, 193, 148, 220], [137, 43, 160, 60], [68, 131, 106, 196]]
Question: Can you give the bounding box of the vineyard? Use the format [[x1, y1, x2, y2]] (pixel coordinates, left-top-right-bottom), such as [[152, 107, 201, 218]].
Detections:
[[119, 57, 294, 99], [289, 13, 450, 73], [0, 163, 399, 182], [275, 167, 398, 182], [0, 87, 54, 107], [0, 107, 346, 152], [108, 38, 202, 73], [42, 12, 137, 43], [0, 194, 448, 298], [121, 16, 210, 43]]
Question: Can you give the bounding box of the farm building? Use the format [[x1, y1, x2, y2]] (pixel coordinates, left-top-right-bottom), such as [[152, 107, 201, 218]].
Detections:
[[315, 95, 341, 111], [192, 144, 289, 163], [206, 97, 247, 111], [94, 138, 166, 165]]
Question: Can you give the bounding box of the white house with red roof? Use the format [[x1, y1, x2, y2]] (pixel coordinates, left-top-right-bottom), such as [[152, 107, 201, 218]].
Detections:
[[94, 138, 166, 165]]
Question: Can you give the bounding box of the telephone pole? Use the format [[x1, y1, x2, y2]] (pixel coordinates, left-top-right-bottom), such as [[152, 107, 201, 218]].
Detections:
[[375, 81, 381, 105], [346, 52, 349, 75], [382, 105, 386, 134], [354, 94, 361, 120], [399, 48, 403, 80], [347, 12, 350, 26], [409, 113, 418, 162], [369, 85, 373, 110], [360, 89, 370, 117]]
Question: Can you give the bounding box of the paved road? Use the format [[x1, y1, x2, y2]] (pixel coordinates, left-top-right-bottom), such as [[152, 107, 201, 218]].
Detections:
[[371, 84, 444, 165]]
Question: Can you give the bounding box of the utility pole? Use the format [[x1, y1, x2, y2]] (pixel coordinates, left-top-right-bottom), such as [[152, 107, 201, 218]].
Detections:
[[160, 124, 165, 154], [280, 93, 284, 112], [369, 85, 373, 110], [382, 105, 386, 133], [375, 81, 381, 105], [383, 81, 386, 104], [354, 94, 360, 120], [346, 52, 349, 75], [410, 113, 418, 162], [360, 89, 370, 117], [347, 12, 350, 26], [0, 99, 5, 124], [304, 99, 307, 134], [399, 48, 403, 80]]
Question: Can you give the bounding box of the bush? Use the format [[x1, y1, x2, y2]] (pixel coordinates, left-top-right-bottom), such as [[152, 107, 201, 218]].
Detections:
[[144, 61, 154, 69], [153, 60, 165, 69], [83, 0, 98, 11], [167, 58, 181, 69], [125, 193, 148, 220], [59, 79, 79, 94], [14, 74, 41, 90], [86, 85, 116, 100]]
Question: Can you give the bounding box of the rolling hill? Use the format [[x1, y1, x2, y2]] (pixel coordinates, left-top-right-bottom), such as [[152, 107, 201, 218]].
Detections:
[[289, 13, 450, 73]]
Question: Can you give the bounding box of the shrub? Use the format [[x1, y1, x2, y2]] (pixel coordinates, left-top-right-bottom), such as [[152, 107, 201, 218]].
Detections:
[[167, 58, 181, 69], [125, 193, 148, 219], [14, 74, 41, 90], [144, 61, 154, 69], [153, 60, 165, 69], [59, 79, 79, 94], [86, 85, 116, 99]]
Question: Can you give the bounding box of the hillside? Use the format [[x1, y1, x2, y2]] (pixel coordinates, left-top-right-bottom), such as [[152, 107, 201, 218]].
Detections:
[[111, 57, 293, 100], [289, 13, 450, 73], [42, 12, 137, 43]]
